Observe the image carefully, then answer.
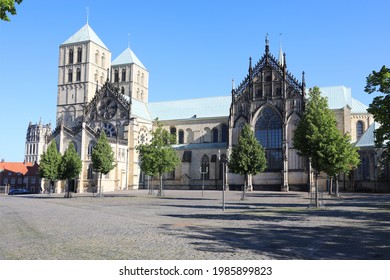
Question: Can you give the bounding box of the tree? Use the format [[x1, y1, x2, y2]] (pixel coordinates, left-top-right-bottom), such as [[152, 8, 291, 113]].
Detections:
[[322, 132, 360, 197], [228, 124, 267, 200], [0, 0, 23, 21], [39, 141, 61, 194], [293, 86, 343, 207], [136, 124, 180, 196], [59, 143, 82, 198], [365, 65, 390, 155], [91, 132, 116, 197]]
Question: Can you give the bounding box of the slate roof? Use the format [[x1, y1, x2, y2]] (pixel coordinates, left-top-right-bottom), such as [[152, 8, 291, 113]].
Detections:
[[355, 122, 378, 147], [112, 47, 147, 70], [62, 24, 109, 50]]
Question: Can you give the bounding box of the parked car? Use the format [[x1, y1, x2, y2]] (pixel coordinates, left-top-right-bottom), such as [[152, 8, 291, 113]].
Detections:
[[8, 189, 30, 195]]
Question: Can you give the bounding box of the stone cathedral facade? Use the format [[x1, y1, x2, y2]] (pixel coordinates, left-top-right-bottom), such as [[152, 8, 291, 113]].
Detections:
[[25, 23, 389, 193]]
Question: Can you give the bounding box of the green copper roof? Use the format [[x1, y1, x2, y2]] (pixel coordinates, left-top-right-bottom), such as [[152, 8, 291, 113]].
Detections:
[[355, 122, 377, 147], [62, 24, 109, 50], [112, 47, 147, 70], [148, 96, 231, 121], [319, 86, 368, 113]]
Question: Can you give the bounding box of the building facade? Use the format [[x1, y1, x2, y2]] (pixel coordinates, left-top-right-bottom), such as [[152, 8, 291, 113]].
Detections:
[[26, 23, 389, 193]]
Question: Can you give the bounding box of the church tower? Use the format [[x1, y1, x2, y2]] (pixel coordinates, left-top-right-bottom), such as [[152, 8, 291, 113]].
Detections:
[[56, 23, 112, 127], [111, 47, 149, 103], [25, 120, 51, 164]]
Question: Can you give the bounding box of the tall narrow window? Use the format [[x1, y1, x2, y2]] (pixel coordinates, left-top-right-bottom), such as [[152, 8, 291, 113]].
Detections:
[[114, 69, 119, 82], [178, 130, 184, 144], [170, 127, 177, 143], [121, 87, 125, 95], [201, 155, 210, 179], [76, 68, 81, 81], [356, 121, 364, 140], [77, 47, 82, 63], [141, 73, 144, 86], [68, 69, 73, 82], [255, 106, 282, 170], [221, 124, 228, 142], [68, 48, 74, 64], [137, 71, 140, 83], [212, 128, 219, 143], [95, 50, 99, 64], [122, 69, 126, 82], [101, 53, 105, 67]]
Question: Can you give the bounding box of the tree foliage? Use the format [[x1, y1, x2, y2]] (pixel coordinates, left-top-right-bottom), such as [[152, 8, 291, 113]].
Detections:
[[136, 123, 180, 196], [91, 132, 116, 197], [228, 124, 267, 199], [365, 65, 390, 152], [0, 0, 23, 21], [293, 86, 359, 204], [39, 141, 61, 192], [59, 142, 82, 198]]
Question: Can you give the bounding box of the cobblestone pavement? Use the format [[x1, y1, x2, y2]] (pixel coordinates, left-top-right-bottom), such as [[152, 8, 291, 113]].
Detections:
[[0, 190, 389, 260]]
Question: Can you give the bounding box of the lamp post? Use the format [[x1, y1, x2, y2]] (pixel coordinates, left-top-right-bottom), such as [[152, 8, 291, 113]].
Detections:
[[219, 150, 226, 211], [200, 166, 208, 198]]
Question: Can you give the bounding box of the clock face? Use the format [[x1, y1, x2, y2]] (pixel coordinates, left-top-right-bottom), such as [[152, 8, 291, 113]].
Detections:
[[97, 97, 118, 120]]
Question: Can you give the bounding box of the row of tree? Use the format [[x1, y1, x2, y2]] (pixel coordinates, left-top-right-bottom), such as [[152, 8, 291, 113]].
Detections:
[[39, 132, 115, 197]]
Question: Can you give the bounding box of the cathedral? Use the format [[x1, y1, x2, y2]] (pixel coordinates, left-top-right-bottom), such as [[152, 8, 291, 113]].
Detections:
[[24, 23, 389, 194]]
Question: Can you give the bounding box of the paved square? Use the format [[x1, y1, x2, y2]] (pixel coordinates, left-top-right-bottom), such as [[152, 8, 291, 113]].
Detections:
[[0, 190, 389, 259]]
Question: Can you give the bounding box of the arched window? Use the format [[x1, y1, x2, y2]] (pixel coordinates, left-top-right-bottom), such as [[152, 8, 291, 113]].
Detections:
[[76, 68, 81, 81], [221, 124, 228, 142], [95, 50, 99, 64], [255, 106, 282, 170], [203, 127, 211, 143], [68, 48, 74, 64], [114, 69, 119, 82], [186, 128, 193, 143], [68, 69, 73, 82], [122, 69, 126, 82], [88, 141, 96, 156], [212, 128, 219, 143], [170, 127, 177, 143], [360, 155, 370, 180], [201, 155, 210, 179], [141, 73, 144, 86], [77, 47, 82, 63], [356, 121, 364, 140], [137, 71, 140, 83], [178, 130, 184, 144], [101, 53, 105, 67]]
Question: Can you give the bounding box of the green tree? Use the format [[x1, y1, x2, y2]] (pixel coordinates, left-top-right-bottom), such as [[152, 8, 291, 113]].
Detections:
[[137, 124, 180, 196], [228, 124, 267, 200], [91, 132, 116, 197], [59, 143, 82, 198], [323, 132, 360, 197], [0, 0, 23, 21], [39, 141, 61, 194], [293, 86, 343, 206], [365, 65, 390, 154]]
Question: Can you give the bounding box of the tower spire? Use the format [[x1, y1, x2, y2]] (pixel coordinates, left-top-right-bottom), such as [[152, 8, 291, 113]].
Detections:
[[265, 33, 269, 54], [278, 33, 284, 67]]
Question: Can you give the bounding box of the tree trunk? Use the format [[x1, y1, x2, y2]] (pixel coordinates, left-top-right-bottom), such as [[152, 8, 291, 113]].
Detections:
[[315, 171, 319, 207], [241, 174, 247, 200], [335, 176, 340, 197], [65, 179, 71, 198], [328, 176, 333, 196], [158, 173, 163, 197], [99, 172, 103, 198]]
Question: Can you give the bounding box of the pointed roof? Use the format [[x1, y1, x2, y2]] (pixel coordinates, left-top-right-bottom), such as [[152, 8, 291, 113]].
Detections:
[[355, 122, 378, 147], [112, 47, 147, 70], [62, 24, 109, 50]]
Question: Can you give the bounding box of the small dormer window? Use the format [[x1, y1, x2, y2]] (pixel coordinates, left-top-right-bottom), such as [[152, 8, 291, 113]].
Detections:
[[69, 48, 74, 64]]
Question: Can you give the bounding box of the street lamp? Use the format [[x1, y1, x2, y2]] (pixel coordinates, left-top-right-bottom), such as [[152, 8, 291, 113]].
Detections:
[[218, 150, 226, 211], [200, 166, 208, 198]]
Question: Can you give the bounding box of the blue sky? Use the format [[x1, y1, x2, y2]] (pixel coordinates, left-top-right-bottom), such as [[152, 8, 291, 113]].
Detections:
[[0, 0, 389, 162]]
